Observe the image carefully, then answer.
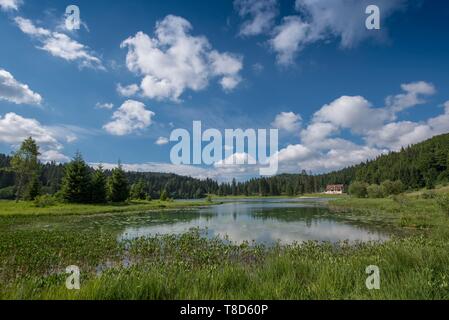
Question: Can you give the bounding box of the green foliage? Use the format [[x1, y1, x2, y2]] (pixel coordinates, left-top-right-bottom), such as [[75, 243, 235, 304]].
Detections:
[[33, 194, 57, 208], [348, 181, 368, 198], [160, 189, 168, 201], [0, 186, 15, 200], [91, 166, 107, 204], [436, 194, 449, 216], [381, 180, 404, 196], [367, 184, 383, 198], [10, 137, 41, 201], [130, 179, 147, 200], [25, 174, 41, 201], [61, 153, 92, 203], [108, 163, 129, 203]]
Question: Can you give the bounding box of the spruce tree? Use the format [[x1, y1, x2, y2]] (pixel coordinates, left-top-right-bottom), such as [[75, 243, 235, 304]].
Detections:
[[108, 163, 129, 202], [25, 173, 41, 200], [91, 165, 107, 203], [61, 152, 92, 203]]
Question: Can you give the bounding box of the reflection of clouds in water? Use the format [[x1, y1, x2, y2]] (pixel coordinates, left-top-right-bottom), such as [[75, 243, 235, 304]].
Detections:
[[119, 209, 389, 245]]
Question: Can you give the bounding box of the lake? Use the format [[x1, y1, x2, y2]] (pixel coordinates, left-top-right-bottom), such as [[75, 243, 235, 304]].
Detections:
[[15, 198, 390, 245], [116, 198, 390, 245]]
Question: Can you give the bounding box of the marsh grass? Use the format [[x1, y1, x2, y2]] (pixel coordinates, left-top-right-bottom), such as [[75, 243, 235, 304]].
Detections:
[[1, 196, 449, 300], [0, 200, 211, 217]]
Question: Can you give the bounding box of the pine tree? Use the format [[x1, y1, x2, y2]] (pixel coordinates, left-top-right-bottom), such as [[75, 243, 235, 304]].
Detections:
[[61, 152, 92, 203], [25, 173, 41, 200], [108, 163, 129, 202], [91, 165, 107, 203]]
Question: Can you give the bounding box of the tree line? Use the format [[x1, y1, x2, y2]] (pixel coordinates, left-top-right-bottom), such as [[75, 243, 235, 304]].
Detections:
[[0, 137, 217, 202], [1, 133, 448, 201]]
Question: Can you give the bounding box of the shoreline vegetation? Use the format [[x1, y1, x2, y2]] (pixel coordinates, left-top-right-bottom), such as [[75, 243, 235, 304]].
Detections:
[[0, 199, 214, 217], [1, 187, 449, 299]]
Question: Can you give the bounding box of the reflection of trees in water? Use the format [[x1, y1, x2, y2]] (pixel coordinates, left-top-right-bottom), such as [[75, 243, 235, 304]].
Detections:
[[250, 206, 330, 224]]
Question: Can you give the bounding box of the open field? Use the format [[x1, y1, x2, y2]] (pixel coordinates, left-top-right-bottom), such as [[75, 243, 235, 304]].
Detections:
[[0, 200, 212, 217]]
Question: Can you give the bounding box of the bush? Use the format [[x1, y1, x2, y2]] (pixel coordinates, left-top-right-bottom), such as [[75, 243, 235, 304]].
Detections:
[[33, 194, 58, 208], [436, 194, 449, 216], [0, 186, 15, 200], [381, 180, 404, 196], [348, 181, 368, 198], [367, 184, 383, 198], [160, 190, 168, 201]]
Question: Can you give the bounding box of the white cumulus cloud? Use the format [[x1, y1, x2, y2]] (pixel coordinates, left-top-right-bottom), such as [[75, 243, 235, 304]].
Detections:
[[0, 112, 75, 162], [234, 0, 278, 36], [103, 100, 155, 136], [0, 69, 42, 105], [272, 111, 302, 133], [121, 15, 243, 102], [0, 0, 21, 11]]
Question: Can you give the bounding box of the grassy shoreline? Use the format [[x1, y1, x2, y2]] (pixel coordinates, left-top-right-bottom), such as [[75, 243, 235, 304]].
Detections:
[[0, 199, 214, 217]]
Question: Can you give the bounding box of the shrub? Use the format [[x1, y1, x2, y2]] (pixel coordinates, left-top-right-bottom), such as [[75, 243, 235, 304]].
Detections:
[[367, 184, 383, 198], [160, 190, 168, 201], [348, 181, 368, 198], [436, 193, 449, 216], [0, 186, 15, 200], [33, 194, 58, 208], [381, 180, 404, 196]]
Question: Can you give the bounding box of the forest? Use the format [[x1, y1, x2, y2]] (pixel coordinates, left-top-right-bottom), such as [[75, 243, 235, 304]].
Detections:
[[1, 133, 449, 201]]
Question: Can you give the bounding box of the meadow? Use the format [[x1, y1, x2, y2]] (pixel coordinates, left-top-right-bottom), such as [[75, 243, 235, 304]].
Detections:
[[1, 193, 449, 300]]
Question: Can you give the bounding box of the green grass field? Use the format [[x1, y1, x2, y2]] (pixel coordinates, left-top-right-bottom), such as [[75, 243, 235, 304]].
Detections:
[[0, 199, 212, 217], [1, 192, 449, 300]]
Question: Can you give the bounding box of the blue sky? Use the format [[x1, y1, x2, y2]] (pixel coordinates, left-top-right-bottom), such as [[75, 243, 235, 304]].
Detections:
[[1, 0, 449, 181]]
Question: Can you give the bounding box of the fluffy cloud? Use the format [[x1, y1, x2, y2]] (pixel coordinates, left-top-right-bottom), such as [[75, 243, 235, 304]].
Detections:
[[274, 81, 443, 173], [269, 16, 309, 65], [0, 0, 21, 11], [234, 0, 278, 36], [14, 17, 104, 69], [95, 102, 114, 110], [0, 69, 42, 105], [117, 83, 140, 97], [312, 96, 389, 134], [121, 15, 243, 102], [155, 137, 169, 145], [272, 111, 302, 132], [257, 0, 408, 65], [103, 100, 155, 136], [0, 112, 74, 162], [386, 81, 436, 114]]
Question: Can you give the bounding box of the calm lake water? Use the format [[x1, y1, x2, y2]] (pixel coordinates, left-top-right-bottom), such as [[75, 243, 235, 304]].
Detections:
[[17, 198, 391, 245], [114, 198, 390, 245]]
